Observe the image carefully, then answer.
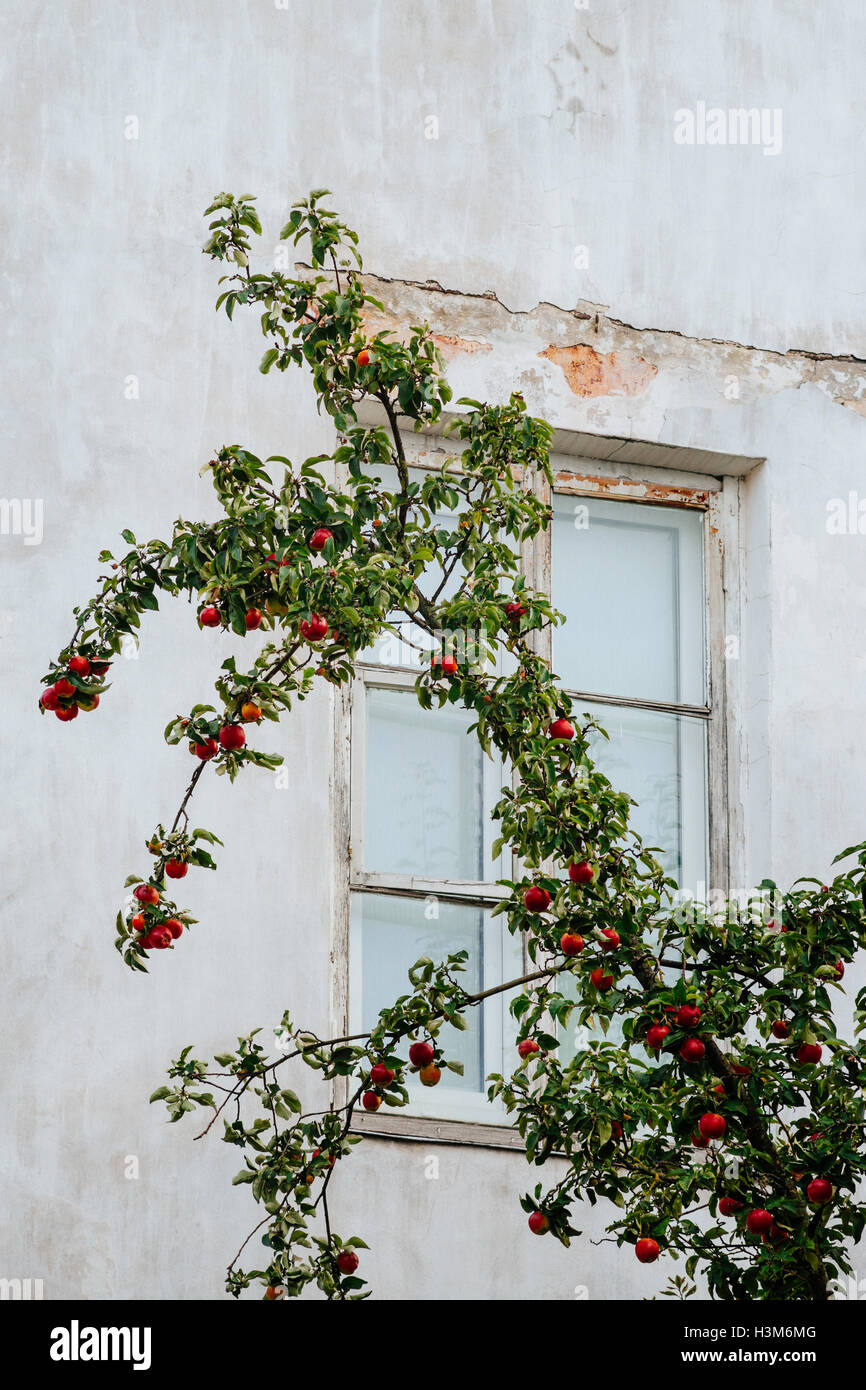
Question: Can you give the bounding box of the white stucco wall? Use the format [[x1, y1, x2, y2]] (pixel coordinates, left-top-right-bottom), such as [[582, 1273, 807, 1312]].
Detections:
[[3, 0, 865, 1301]]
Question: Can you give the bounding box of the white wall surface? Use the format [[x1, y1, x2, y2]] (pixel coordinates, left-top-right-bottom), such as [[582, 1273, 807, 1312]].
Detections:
[[2, 0, 865, 1301]]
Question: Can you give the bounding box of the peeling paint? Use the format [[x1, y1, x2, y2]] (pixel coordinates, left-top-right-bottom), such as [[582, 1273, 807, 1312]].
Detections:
[[554, 471, 709, 509], [339, 268, 866, 421], [431, 333, 493, 360], [539, 344, 658, 399], [360, 304, 405, 343]]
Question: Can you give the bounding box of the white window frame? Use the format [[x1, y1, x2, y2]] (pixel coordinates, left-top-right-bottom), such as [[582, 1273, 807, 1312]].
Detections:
[[330, 434, 741, 1148]]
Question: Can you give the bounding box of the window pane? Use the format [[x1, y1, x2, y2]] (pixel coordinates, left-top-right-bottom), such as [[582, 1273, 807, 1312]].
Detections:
[[350, 894, 484, 1093], [579, 700, 708, 894], [364, 685, 503, 882], [552, 495, 705, 705], [359, 463, 463, 669], [358, 463, 513, 676]]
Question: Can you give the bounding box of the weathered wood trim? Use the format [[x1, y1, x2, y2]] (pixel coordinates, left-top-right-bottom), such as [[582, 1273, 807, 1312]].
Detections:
[[720, 475, 745, 892], [566, 689, 710, 719], [552, 470, 713, 509], [351, 1110, 524, 1150], [706, 490, 730, 891], [350, 875, 510, 905]]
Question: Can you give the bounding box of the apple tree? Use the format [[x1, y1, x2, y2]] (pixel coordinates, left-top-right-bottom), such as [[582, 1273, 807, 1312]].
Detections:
[[40, 189, 866, 1301]]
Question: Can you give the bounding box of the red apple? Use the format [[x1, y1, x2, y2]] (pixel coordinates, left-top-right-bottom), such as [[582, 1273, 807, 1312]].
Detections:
[[528, 1211, 549, 1235], [200, 606, 221, 627], [300, 614, 328, 642], [676, 1004, 701, 1029], [569, 860, 594, 884], [68, 655, 90, 677], [165, 860, 188, 880], [599, 928, 620, 952], [560, 932, 585, 956], [523, 886, 551, 913], [635, 1238, 659, 1264], [77, 693, 99, 711], [679, 1038, 706, 1063], [548, 718, 575, 741], [131, 914, 145, 932], [264, 1286, 282, 1300], [336, 1249, 359, 1274], [646, 1024, 670, 1050], [518, 1039, 540, 1059], [356, 349, 371, 367], [361, 1091, 381, 1112], [192, 738, 219, 761], [409, 1041, 434, 1068], [699, 1112, 726, 1140], [164, 918, 183, 940], [441, 655, 458, 676], [771, 1020, 790, 1039], [731, 1064, 751, 1077], [718, 1197, 743, 1216], [40, 685, 60, 710], [796, 1043, 823, 1065], [90, 660, 111, 676], [134, 884, 160, 905], [832, 961, 845, 980], [505, 601, 526, 623], [591, 967, 614, 993], [55, 703, 79, 722], [746, 1208, 774, 1235], [807, 1178, 834, 1205], [309, 528, 333, 552], [219, 724, 246, 751], [692, 1131, 710, 1149], [419, 1064, 441, 1087], [54, 678, 75, 698], [148, 925, 173, 950], [369, 1063, 394, 1088], [245, 608, 263, 630]]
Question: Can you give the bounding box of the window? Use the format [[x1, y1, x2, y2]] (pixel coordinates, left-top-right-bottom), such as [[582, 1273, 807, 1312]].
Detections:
[[348, 466, 522, 1124], [551, 490, 709, 894], [343, 446, 726, 1135]]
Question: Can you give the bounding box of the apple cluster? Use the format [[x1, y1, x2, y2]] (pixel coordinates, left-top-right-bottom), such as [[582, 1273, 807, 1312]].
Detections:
[[197, 528, 336, 637], [361, 1040, 441, 1112], [39, 653, 111, 722], [124, 882, 190, 955]]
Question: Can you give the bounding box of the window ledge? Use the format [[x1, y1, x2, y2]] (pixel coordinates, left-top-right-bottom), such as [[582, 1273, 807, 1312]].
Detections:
[[351, 1109, 527, 1151]]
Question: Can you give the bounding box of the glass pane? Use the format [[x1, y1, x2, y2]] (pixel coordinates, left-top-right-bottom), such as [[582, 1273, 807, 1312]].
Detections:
[[579, 700, 708, 895], [350, 894, 484, 1092], [359, 463, 463, 670], [556, 701, 707, 1067], [358, 464, 512, 677], [552, 494, 706, 705], [364, 685, 503, 881]]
